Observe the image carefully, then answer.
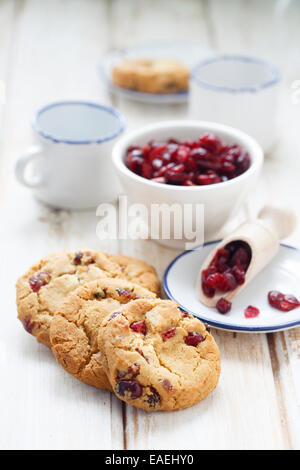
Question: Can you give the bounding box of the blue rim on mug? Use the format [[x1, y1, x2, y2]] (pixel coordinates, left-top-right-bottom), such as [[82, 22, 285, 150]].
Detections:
[[32, 101, 126, 144], [190, 55, 281, 94], [163, 241, 300, 332]]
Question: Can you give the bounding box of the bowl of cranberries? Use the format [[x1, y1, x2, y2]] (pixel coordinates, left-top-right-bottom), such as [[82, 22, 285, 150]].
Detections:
[[112, 121, 263, 242]]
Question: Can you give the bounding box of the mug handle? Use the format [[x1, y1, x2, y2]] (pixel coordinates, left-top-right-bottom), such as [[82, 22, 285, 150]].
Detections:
[[15, 145, 45, 188]]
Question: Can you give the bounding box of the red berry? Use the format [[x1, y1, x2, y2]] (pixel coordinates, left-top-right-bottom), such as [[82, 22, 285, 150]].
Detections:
[[197, 173, 221, 185], [146, 387, 161, 408], [199, 133, 222, 152], [152, 158, 163, 170], [268, 291, 300, 312], [231, 263, 245, 285], [230, 247, 251, 270], [29, 271, 51, 292], [220, 272, 237, 291], [130, 321, 147, 335], [175, 145, 190, 164], [141, 161, 152, 179], [73, 252, 83, 265], [201, 241, 251, 298], [22, 315, 35, 334], [202, 282, 215, 297], [216, 297, 232, 314], [125, 134, 250, 186], [116, 288, 133, 299], [185, 331, 205, 346], [244, 305, 260, 318], [162, 379, 173, 391], [115, 380, 142, 399], [161, 327, 176, 342]]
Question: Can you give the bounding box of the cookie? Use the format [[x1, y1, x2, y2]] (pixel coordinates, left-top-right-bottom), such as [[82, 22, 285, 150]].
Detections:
[[98, 298, 221, 411], [16, 249, 160, 347], [50, 278, 156, 390], [112, 59, 189, 94]]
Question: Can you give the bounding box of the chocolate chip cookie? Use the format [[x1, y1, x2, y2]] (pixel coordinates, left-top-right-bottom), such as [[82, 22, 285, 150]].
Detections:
[[112, 59, 189, 94], [98, 298, 221, 411], [16, 250, 160, 347], [50, 278, 156, 390]]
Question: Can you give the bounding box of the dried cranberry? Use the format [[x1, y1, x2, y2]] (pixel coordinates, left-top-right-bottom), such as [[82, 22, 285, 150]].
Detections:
[[146, 387, 160, 408], [152, 158, 163, 170], [73, 252, 83, 265], [182, 312, 192, 318], [216, 297, 232, 314], [205, 272, 225, 290], [116, 288, 133, 300], [142, 161, 152, 179], [162, 379, 173, 391], [161, 327, 176, 342], [185, 331, 205, 346], [231, 263, 246, 285], [202, 241, 251, 298], [236, 151, 251, 175], [199, 133, 222, 152], [221, 272, 237, 291], [117, 363, 140, 380], [202, 281, 215, 298], [115, 380, 142, 399], [176, 145, 190, 164], [125, 134, 250, 186], [230, 247, 251, 270], [268, 291, 300, 312], [130, 321, 147, 335], [22, 315, 34, 334], [244, 305, 260, 318], [197, 173, 221, 185], [29, 271, 51, 292]]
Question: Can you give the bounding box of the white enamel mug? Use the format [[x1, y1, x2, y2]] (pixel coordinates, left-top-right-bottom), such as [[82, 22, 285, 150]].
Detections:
[[15, 101, 125, 209], [189, 55, 281, 152]]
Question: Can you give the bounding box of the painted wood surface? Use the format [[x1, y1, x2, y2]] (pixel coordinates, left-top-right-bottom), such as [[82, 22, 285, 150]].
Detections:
[[0, 0, 299, 450]]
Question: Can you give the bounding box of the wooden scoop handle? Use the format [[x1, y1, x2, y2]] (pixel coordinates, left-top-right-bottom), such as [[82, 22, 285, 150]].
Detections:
[[258, 205, 297, 240]]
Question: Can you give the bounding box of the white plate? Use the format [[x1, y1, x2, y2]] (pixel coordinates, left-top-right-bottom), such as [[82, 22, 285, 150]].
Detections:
[[98, 41, 213, 104], [163, 241, 300, 332]]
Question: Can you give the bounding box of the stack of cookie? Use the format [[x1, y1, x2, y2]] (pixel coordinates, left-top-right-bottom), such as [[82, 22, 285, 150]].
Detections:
[[16, 249, 220, 411]]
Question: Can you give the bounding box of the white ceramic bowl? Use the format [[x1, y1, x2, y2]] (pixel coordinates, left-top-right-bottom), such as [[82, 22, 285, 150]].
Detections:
[[112, 120, 263, 247]]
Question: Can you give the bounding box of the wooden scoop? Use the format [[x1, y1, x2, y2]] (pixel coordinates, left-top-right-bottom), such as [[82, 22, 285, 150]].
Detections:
[[196, 205, 297, 307]]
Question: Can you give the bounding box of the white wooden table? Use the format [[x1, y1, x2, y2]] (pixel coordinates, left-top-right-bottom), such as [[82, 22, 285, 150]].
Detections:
[[1, 0, 300, 450]]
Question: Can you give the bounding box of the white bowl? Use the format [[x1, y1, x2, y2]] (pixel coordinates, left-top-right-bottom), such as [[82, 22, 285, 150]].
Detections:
[[112, 120, 263, 248]]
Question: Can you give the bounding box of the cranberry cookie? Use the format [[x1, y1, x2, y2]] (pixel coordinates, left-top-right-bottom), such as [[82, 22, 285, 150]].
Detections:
[[16, 250, 160, 347], [98, 298, 221, 411], [112, 59, 189, 94], [50, 278, 156, 390]]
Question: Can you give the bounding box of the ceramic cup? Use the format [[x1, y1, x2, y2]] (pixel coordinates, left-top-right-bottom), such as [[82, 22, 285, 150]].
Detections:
[[15, 101, 125, 209], [189, 55, 280, 152]]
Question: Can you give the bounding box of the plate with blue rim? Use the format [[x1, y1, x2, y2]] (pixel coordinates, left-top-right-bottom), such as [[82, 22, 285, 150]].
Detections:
[[163, 241, 300, 333], [98, 41, 213, 104]]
